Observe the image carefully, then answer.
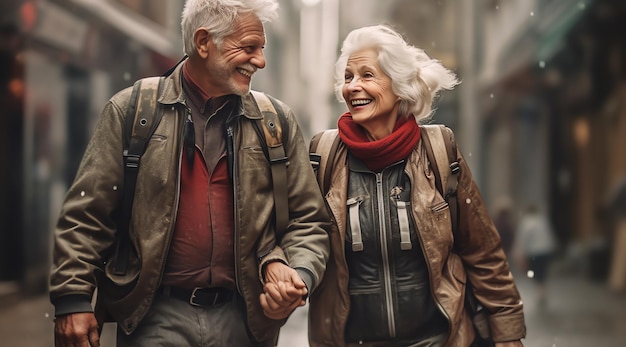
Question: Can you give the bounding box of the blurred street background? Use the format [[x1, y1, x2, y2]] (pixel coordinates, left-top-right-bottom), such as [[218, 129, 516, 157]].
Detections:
[[2, 0, 626, 346]]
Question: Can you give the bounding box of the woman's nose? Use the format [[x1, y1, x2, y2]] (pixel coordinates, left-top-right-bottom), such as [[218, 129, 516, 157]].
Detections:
[[346, 77, 362, 91]]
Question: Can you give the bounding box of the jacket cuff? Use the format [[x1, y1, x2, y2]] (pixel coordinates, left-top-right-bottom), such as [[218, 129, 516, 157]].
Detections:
[[488, 313, 527, 341], [52, 294, 93, 317], [295, 268, 314, 299]]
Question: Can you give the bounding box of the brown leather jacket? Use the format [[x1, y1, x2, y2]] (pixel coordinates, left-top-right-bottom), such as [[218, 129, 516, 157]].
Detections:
[[49, 63, 330, 345], [308, 128, 525, 347]]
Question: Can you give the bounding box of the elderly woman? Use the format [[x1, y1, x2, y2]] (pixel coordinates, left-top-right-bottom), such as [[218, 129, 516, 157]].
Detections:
[[307, 25, 526, 347]]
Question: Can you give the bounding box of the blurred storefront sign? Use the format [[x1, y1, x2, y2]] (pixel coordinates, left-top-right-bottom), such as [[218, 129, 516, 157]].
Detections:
[[498, 0, 592, 83], [67, 0, 180, 59], [29, 1, 88, 55], [533, 1, 589, 63]]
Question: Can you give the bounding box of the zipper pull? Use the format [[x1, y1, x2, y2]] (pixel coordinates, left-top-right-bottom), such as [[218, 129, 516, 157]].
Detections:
[[184, 109, 195, 168], [226, 125, 234, 180]]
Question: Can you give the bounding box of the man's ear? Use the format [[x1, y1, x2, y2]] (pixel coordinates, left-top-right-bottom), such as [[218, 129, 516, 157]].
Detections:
[[194, 28, 211, 58]]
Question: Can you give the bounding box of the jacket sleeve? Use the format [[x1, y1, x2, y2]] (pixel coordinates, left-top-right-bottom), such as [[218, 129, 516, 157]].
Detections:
[[49, 90, 130, 315], [272, 102, 331, 293], [450, 128, 526, 342]]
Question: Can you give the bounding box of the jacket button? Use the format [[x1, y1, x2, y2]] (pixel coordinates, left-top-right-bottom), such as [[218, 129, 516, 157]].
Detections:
[[127, 323, 134, 329]]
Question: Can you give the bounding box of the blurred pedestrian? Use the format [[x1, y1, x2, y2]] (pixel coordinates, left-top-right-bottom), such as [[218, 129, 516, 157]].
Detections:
[[307, 24, 526, 347], [512, 204, 557, 307], [49, 1, 330, 346], [607, 176, 626, 292], [493, 197, 516, 259]]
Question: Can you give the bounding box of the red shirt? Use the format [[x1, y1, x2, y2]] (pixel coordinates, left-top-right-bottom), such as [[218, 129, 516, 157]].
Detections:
[[161, 63, 236, 289]]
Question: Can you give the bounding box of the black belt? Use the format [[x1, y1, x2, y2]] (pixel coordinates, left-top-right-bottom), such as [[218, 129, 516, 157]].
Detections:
[[159, 286, 234, 306]]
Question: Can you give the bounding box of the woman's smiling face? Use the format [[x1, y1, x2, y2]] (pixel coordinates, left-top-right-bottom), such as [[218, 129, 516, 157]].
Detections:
[[342, 48, 400, 138]]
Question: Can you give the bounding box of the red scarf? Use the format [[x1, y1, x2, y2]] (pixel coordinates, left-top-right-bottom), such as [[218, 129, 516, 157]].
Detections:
[[337, 112, 421, 172]]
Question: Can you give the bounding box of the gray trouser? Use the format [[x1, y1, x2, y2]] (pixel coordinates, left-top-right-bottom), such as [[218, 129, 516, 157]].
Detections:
[[117, 293, 259, 347]]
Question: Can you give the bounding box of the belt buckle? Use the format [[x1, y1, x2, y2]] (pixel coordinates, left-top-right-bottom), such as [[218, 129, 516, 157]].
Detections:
[[189, 287, 203, 306]]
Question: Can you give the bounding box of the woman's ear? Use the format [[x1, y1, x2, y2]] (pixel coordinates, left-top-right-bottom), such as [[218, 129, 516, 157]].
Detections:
[[194, 28, 211, 58]]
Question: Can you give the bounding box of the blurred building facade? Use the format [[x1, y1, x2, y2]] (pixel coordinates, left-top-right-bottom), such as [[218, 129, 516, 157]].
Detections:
[[0, 0, 185, 294], [1, 0, 625, 297], [476, 0, 626, 282]]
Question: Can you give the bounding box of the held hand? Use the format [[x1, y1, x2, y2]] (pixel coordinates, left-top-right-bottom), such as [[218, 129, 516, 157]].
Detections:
[[260, 262, 308, 319], [260, 282, 306, 319], [54, 312, 100, 347], [495, 340, 524, 347], [264, 262, 308, 298], [264, 262, 304, 287]]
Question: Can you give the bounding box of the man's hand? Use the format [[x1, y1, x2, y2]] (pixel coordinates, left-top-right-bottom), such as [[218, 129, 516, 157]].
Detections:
[[54, 312, 100, 347], [259, 262, 307, 320]]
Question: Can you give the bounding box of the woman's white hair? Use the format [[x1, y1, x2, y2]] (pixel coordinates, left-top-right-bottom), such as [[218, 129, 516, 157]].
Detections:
[[181, 0, 278, 55], [334, 25, 459, 123]]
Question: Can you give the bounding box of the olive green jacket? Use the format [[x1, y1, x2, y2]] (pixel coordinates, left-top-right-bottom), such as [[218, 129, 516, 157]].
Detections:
[[49, 63, 330, 345]]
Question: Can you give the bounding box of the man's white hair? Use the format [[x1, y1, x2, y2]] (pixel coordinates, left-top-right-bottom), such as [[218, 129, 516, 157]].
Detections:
[[181, 0, 278, 55]]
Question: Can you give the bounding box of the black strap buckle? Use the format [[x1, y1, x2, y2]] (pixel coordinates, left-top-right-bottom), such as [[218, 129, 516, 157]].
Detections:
[[123, 150, 141, 170], [450, 161, 460, 175], [269, 156, 288, 164]]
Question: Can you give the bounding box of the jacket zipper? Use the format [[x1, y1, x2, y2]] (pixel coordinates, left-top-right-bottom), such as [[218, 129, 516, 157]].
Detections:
[[226, 122, 242, 294], [376, 172, 396, 338]]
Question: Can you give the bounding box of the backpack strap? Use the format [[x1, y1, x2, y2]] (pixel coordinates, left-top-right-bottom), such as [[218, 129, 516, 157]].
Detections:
[[250, 90, 289, 235], [309, 129, 340, 196], [420, 124, 460, 235], [112, 76, 164, 276]]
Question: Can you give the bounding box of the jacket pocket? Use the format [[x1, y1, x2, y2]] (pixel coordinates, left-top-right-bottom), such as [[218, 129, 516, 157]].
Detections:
[[431, 200, 449, 213], [449, 252, 467, 285], [395, 283, 448, 339], [345, 288, 388, 342], [103, 247, 141, 287], [256, 240, 277, 261]]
